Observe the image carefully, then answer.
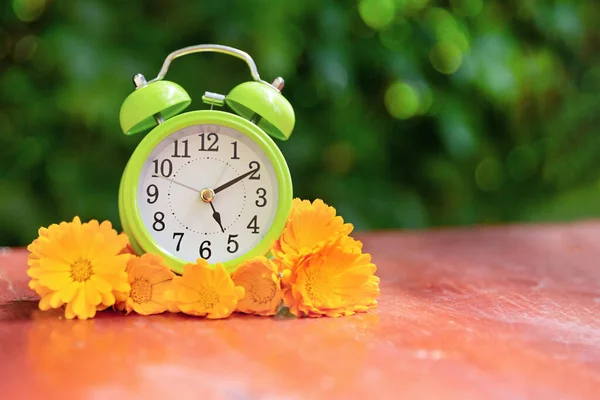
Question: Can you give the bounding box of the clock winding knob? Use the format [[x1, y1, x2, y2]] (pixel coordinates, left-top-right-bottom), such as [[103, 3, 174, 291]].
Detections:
[[133, 73, 147, 89], [271, 77, 285, 91]]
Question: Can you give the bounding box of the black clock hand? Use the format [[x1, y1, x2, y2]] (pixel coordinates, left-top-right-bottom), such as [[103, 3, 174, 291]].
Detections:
[[209, 201, 225, 233], [213, 168, 257, 194]]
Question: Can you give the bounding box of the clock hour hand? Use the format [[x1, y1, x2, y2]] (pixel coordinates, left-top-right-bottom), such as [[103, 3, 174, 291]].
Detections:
[[213, 168, 256, 194], [156, 176, 202, 193], [209, 201, 225, 233]]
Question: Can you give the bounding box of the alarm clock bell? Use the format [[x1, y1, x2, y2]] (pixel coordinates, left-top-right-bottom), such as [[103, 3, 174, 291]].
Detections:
[[118, 44, 295, 141]]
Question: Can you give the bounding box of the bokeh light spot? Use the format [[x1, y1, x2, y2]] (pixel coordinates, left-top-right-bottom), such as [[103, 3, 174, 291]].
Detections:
[[426, 8, 458, 36], [358, 0, 396, 30], [429, 41, 463, 75], [425, 8, 470, 52], [450, 0, 483, 17], [475, 158, 505, 192], [444, 29, 470, 53], [12, 0, 46, 22], [384, 81, 420, 119]]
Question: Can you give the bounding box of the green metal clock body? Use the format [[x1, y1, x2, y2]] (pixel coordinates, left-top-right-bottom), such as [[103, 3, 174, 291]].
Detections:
[[119, 110, 293, 274]]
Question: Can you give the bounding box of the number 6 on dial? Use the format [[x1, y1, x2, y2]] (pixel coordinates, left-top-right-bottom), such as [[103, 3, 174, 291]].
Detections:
[[118, 44, 294, 274]]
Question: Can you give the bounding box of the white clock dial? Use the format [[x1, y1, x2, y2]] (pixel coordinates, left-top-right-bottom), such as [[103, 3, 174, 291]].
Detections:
[[137, 124, 279, 264]]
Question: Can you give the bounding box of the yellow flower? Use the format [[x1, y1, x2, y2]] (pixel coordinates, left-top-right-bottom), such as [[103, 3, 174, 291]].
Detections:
[[116, 253, 174, 315], [231, 256, 282, 316], [271, 198, 360, 268], [26, 217, 131, 320], [166, 259, 245, 319], [113, 239, 138, 305], [280, 237, 380, 318]]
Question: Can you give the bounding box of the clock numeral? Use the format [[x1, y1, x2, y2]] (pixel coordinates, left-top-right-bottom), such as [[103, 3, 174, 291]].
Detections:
[[172, 139, 190, 158], [247, 215, 259, 234], [199, 133, 219, 151], [153, 211, 165, 231], [199, 240, 212, 259], [255, 188, 267, 207], [152, 159, 173, 178], [227, 234, 239, 254], [248, 161, 261, 180], [231, 141, 240, 160], [173, 232, 184, 251], [146, 184, 159, 204]]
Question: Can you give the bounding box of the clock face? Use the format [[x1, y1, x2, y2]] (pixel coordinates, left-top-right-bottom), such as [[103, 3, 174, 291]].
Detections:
[[137, 123, 279, 264]]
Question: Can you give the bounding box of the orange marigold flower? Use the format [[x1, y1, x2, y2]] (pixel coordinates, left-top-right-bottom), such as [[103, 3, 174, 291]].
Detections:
[[166, 259, 244, 319], [119, 240, 137, 256], [116, 253, 174, 315], [280, 238, 380, 318], [231, 256, 282, 316], [26, 217, 131, 320], [271, 198, 361, 268]]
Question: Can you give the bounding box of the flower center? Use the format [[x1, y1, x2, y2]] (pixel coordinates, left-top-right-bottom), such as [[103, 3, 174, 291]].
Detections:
[[71, 258, 93, 282], [198, 286, 220, 310], [305, 268, 332, 305], [250, 276, 277, 304], [130, 278, 152, 304]]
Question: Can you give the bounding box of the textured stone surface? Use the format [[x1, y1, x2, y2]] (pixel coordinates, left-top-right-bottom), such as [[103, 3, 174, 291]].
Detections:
[[1, 222, 600, 399]]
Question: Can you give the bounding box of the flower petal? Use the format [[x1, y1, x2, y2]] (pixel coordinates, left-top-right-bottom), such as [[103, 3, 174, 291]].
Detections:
[[37, 272, 72, 291]]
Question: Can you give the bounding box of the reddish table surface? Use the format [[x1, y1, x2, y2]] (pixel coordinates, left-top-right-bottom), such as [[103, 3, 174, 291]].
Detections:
[[1, 222, 600, 399]]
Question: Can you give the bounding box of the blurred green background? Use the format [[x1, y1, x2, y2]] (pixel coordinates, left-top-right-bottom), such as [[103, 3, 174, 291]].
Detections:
[[2, 0, 600, 246]]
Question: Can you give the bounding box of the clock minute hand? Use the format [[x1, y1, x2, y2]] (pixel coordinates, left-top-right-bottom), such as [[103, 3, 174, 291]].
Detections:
[[156, 176, 202, 193], [213, 169, 256, 194]]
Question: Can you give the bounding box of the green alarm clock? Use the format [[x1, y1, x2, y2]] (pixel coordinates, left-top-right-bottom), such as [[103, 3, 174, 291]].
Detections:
[[118, 44, 294, 274]]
